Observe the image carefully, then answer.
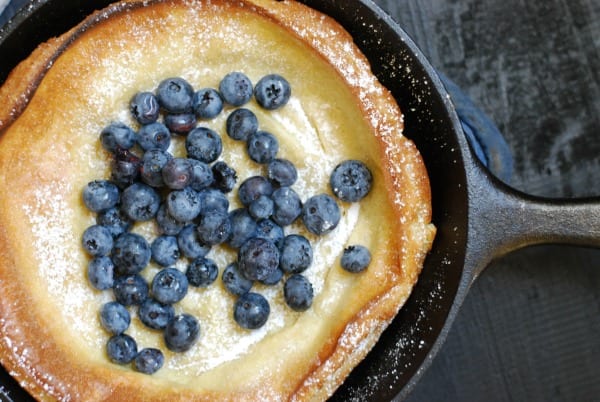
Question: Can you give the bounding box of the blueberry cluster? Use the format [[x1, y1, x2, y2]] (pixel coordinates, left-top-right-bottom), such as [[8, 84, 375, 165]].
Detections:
[[81, 72, 373, 374]]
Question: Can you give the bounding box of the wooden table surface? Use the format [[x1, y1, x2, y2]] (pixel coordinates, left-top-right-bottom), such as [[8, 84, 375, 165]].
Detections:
[[371, 0, 600, 401], [1, 1, 599, 401]]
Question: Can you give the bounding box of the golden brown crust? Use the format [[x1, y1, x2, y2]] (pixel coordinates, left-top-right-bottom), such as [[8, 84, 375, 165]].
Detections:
[[0, 1, 435, 401]]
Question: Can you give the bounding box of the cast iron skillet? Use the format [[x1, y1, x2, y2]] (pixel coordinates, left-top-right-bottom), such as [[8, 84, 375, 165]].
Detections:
[[0, 0, 599, 401]]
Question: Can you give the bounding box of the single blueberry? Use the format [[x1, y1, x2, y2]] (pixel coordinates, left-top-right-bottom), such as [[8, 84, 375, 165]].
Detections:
[[111, 148, 141, 187], [87, 256, 115, 290], [164, 314, 200, 353], [113, 274, 149, 306], [302, 194, 341, 235], [82, 225, 114, 257], [155, 204, 185, 236], [137, 122, 171, 152], [283, 274, 314, 312], [267, 158, 298, 187], [138, 298, 175, 330], [100, 122, 136, 153], [330, 160, 373, 202], [196, 210, 232, 246], [151, 267, 189, 305], [164, 113, 197, 135], [227, 208, 258, 249], [156, 77, 194, 113], [211, 161, 237, 193], [130, 91, 160, 125], [166, 187, 202, 222], [83, 180, 120, 213], [177, 224, 211, 259], [237, 176, 273, 206], [97, 207, 132, 238], [234, 292, 270, 330], [222, 262, 253, 296], [106, 334, 138, 364], [186, 127, 222, 163], [162, 157, 193, 190], [270, 186, 302, 226], [140, 149, 173, 188], [219, 72, 253, 106], [254, 74, 291, 110], [248, 195, 274, 220], [246, 130, 279, 164], [120, 182, 161, 221], [99, 301, 130, 335], [226, 108, 258, 141], [134, 348, 164, 375], [260, 267, 284, 286], [255, 219, 285, 249], [238, 237, 280, 282], [280, 234, 313, 274], [193, 88, 224, 119], [197, 188, 229, 214], [188, 159, 214, 191], [151, 235, 180, 267], [111, 232, 151, 275], [340, 245, 371, 273], [186, 257, 218, 287]]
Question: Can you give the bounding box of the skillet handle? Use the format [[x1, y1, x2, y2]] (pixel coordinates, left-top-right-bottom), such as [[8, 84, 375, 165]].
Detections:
[[465, 160, 600, 280]]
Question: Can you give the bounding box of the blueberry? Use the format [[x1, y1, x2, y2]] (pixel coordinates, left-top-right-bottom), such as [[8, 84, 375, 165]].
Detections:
[[234, 292, 270, 329], [177, 224, 211, 259], [151, 267, 188, 305], [267, 158, 298, 187], [138, 298, 175, 330], [162, 157, 193, 190], [283, 274, 313, 312], [113, 274, 149, 306], [226, 108, 258, 141], [156, 77, 194, 113], [151, 235, 180, 267], [340, 245, 371, 273], [120, 182, 161, 221], [111, 232, 151, 275], [166, 187, 202, 222], [193, 88, 223, 119], [130, 91, 160, 125], [186, 257, 218, 287], [330, 160, 373, 202], [111, 148, 141, 187], [280, 234, 312, 274], [100, 122, 136, 153], [155, 204, 185, 236], [87, 256, 115, 290], [254, 74, 291, 110], [248, 195, 274, 220], [188, 159, 214, 191], [211, 161, 237, 193], [83, 180, 120, 212], [246, 131, 279, 164], [186, 127, 222, 163], [106, 334, 138, 364], [82, 225, 114, 257], [164, 313, 200, 353], [137, 122, 171, 152], [302, 194, 341, 235], [99, 301, 130, 335], [237, 176, 273, 206], [219, 72, 253, 106], [197, 188, 229, 214], [238, 237, 280, 282], [255, 219, 284, 249], [140, 149, 173, 188], [134, 348, 164, 374], [164, 113, 197, 135], [97, 207, 132, 238], [222, 262, 253, 296], [260, 267, 283, 286], [196, 210, 232, 245], [270, 186, 302, 226], [227, 208, 258, 249]]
